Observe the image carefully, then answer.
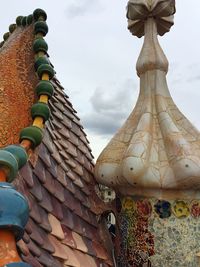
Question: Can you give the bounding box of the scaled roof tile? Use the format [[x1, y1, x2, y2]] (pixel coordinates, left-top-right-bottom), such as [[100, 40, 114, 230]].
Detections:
[[0, 10, 114, 267], [48, 214, 65, 240]]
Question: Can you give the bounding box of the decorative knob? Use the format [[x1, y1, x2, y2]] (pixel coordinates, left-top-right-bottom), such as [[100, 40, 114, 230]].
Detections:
[[127, 0, 176, 37]]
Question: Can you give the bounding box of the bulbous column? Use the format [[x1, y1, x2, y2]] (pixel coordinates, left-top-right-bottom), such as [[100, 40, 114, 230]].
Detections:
[[95, 1, 200, 266]]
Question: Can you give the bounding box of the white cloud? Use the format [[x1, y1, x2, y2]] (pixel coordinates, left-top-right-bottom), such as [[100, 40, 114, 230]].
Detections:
[[83, 79, 138, 136], [65, 0, 104, 18]]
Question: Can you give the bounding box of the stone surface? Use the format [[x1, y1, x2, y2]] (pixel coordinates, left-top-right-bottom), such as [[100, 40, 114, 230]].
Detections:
[[95, 1, 200, 198], [127, 0, 175, 37], [95, 1, 200, 266]]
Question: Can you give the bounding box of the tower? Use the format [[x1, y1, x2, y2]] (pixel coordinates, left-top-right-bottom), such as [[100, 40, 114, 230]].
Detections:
[[95, 0, 200, 266]]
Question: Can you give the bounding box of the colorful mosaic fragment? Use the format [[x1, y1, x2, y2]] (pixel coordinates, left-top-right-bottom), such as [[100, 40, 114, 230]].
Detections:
[[117, 197, 154, 266], [117, 197, 200, 266], [172, 201, 190, 218], [191, 200, 200, 218], [154, 200, 171, 219]]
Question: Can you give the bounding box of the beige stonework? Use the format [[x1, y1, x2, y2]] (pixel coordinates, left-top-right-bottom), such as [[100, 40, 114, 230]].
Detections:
[[95, 0, 200, 198]]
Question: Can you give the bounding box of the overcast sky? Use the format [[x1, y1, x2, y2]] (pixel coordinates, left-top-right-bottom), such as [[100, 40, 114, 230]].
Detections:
[[0, 1, 200, 159]]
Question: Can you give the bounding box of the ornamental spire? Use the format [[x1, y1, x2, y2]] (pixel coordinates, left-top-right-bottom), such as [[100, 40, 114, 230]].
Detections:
[[95, 0, 200, 197], [95, 2, 200, 266]]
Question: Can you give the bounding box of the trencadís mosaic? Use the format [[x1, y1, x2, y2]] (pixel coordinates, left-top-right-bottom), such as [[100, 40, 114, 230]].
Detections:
[[116, 197, 200, 267]]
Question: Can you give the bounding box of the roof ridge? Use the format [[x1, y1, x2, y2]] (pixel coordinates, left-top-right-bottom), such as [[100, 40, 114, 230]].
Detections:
[[0, 8, 113, 267], [0, 8, 56, 267], [0, 9, 46, 48]]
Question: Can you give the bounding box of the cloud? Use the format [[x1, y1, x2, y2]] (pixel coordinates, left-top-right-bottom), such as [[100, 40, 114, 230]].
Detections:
[[83, 79, 138, 136], [66, 0, 103, 19]]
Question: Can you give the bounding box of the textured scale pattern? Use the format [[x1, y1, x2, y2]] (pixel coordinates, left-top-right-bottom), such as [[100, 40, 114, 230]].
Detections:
[[0, 17, 114, 267], [0, 25, 37, 146]]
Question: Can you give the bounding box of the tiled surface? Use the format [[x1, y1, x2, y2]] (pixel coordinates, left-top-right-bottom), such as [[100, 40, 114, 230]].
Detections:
[[117, 196, 200, 266], [0, 23, 113, 267], [95, 1, 200, 196], [0, 25, 37, 146], [94, 2, 200, 266]]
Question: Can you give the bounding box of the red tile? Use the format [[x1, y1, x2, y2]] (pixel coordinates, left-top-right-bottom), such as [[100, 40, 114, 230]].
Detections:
[[27, 239, 41, 257], [61, 225, 76, 248], [19, 163, 34, 188], [51, 196, 64, 220], [39, 187, 53, 213], [30, 174, 43, 201], [34, 159, 46, 183]]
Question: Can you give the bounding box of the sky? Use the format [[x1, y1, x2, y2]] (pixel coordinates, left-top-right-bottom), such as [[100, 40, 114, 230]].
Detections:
[[0, 1, 200, 160]]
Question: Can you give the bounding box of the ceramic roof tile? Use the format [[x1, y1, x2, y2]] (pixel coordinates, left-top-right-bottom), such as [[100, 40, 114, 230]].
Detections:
[[53, 139, 62, 151], [29, 221, 44, 247], [82, 237, 96, 257], [29, 174, 43, 202], [42, 131, 54, 154], [57, 165, 68, 187], [75, 251, 98, 267], [58, 127, 70, 139], [72, 215, 85, 235], [73, 200, 83, 218], [65, 177, 76, 194], [19, 163, 34, 188], [63, 189, 75, 210], [39, 143, 52, 168], [63, 246, 81, 267], [29, 197, 42, 224], [0, 15, 114, 267], [52, 108, 63, 121], [68, 131, 79, 146], [48, 234, 68, 260], [73, 163, 84, 177], [61, 226, 76, 249], [93, 241, 110, 261], [51, 148, 63, 165], [17, 240, 30, 257], [21, 255, 43, 267], [34, 159, 46, 183], [43, 170, 56, 195], [53, 130, 62, 141], [48, 214, 65, 240], [27, 239, 41, 257], [37, 249, 62, 267], [66, 157, 76, 169], [48, 157, 58, 178], [59, 149, 70, 160], [51, 196, 64, 220], [62, 206, 75, 230], [73, 177, 84, 189], [39, 187, 53, 213], [72, 232, 88, 253], [54, 101, 66, 113], [39, 207, 52, 232]]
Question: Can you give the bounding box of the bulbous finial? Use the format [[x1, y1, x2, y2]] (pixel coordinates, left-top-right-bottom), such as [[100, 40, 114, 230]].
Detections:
[[95, 0, 200, 198], [127, 0, 176, 37]]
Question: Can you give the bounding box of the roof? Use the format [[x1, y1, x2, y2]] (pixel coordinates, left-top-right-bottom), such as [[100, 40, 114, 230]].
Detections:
[[0, 10, 114, 267]]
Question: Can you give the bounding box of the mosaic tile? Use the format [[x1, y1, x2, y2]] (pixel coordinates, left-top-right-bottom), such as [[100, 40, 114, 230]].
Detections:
[[117, 197, 200, 266]]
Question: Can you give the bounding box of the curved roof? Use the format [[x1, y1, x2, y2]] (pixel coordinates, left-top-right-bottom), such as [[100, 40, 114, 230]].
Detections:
[[0, 10, 114, 267]]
